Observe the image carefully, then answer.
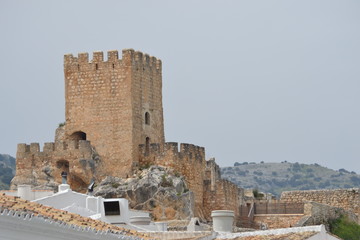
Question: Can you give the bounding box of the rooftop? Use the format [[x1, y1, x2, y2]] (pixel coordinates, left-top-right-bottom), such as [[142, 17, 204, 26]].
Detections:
[[0, 193, 151, 239]]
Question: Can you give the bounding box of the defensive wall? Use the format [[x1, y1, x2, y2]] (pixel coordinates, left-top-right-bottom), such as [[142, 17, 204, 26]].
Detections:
[[253, 201, 359, 229], [139, 143, 242, 222], [299, 201, 359, 228], [12, 49, 245, 225], [253, 214, 304, 229], [11, 140, 96, 192], [280, 188, 360, 220]]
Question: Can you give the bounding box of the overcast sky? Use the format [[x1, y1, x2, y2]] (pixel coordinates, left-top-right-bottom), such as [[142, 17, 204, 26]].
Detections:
[[1, 0, 359, 174]]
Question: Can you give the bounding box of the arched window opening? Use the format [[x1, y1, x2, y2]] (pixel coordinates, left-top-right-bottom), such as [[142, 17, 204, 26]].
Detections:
[[145, 112, 150, 125], [145, 137, 150, 155], [56, 160, 69, 170], [69, 131, 87, 141]]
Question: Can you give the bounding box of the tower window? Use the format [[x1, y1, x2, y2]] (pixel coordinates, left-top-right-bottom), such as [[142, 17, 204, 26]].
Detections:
[[69, 131, 87, 141], [145, 112, 150, 125], [145, 137, 150, 155]]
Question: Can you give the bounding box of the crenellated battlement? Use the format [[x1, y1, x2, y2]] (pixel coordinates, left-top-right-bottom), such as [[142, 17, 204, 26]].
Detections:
[[139, 142, 205, 163], [13, 139, 96, 191], [64, 49, 161, 71], [17, 140, 92, 155], [14, 48, 243, 223]]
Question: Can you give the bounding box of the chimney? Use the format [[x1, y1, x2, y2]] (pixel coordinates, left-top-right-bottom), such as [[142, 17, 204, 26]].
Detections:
[[58, 171, 70, 192], [17, 185, 32, 200]]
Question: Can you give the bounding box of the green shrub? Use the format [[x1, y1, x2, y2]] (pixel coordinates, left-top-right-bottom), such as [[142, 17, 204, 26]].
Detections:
[[139, 163, 151, 170], [253, 189, 264, 199], [330, 215, 360, 239], [160, 174, 173, 187]]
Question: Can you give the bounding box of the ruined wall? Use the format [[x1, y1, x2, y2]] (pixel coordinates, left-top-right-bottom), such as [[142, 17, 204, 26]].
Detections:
[[253, 214, 304, 229], [12, 49, 244, 224], [281, 188, 360, 218], [139, 144, 243, 222], [298, 201, 359, 228], [139, 142, 206, 218], [64, 49, 164, 178], [203, 158, 242, 222], [11, 140, 96, 192], [203, 179, 242, 223]]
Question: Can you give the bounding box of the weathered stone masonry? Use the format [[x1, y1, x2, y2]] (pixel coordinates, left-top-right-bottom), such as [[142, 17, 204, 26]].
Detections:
[[139, 144, 242, 221], [281, 188, 360, 221], [11, 140, 96, 191], [11, 49, 243, 223], [63, 49, 165, 178]]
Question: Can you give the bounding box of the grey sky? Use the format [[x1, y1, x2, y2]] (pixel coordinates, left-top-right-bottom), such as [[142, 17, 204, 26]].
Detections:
[[1, 0, 359, 174]]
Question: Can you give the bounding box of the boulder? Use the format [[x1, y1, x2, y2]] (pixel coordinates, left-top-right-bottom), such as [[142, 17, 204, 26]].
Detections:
[[94, 166, 194, 221]]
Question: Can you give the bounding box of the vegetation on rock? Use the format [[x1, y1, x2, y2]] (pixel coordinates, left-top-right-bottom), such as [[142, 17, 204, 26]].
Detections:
[[0, 154, 16, 190], [94, 166, 194, 221], [329, 215, 360, 240]]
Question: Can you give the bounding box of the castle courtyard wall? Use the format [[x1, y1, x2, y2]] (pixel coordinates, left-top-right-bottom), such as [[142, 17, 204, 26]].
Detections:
[[280, 188, 360, 219], [253, 214, 304, 229]]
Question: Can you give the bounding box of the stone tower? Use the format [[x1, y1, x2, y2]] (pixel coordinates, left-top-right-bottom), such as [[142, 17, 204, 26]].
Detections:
[[63, 49, 165, 177]]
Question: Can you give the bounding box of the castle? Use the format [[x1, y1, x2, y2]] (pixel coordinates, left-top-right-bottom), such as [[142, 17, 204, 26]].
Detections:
[[11, 49, 242, 221]]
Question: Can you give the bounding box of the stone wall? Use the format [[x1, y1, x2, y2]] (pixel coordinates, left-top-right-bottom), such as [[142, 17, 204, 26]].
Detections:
[[139, 143, 242, 222], [64, 49, 164, 178], [203, 179, 242, 222], [12, 49, 244, 225], [281, 188, 360, 218], [11, 140, 96, 191], [253, 214, 304, 229], [139, 142, 206, 218], [297, 201, 359, 228]]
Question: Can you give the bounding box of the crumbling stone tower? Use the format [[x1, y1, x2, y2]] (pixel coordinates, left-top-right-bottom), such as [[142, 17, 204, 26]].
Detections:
[[63, 49, 165, 177]]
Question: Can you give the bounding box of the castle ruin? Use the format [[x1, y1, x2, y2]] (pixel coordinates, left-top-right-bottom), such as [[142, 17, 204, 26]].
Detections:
[[11, 49, 242, 222]]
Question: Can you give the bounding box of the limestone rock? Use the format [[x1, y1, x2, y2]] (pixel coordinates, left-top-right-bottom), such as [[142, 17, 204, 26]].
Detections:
[[94, 166, 194, 221]]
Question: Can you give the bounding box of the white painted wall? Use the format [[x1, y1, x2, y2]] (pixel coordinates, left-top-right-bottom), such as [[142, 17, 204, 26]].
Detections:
[[1, 187, 54, 201], [34, 189, 88, 210], [100, 198, 130, 224]]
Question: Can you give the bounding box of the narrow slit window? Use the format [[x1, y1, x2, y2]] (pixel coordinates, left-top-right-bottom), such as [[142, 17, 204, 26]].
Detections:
[[145, 112, 150, 125], [145, 137, 150, 155]]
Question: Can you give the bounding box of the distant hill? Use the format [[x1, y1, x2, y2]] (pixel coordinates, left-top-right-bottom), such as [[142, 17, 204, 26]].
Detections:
[[220, 161, 360, 197], [0, 154, 16, 190]]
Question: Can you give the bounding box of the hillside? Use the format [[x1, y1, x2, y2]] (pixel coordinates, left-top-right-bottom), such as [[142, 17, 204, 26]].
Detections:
[[0, 154, 16, 190], [220, 161, 360, 197]]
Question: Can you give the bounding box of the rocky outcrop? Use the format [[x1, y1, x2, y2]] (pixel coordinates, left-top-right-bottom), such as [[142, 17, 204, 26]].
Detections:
[[296, 201, 359, 230], [0, 154, 16, 190], [94, 166, 195, 221]]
